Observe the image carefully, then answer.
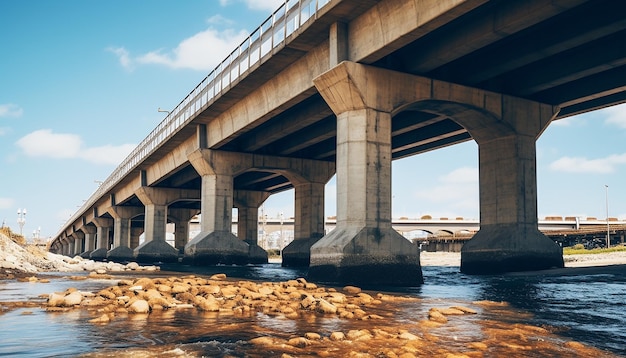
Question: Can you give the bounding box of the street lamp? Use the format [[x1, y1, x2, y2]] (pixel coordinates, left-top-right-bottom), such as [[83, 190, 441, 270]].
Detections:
[[605, 184, 610, 248], [279, 211, 284, 250], [157, 107, 170, 115], [17, 208, 26, 236]]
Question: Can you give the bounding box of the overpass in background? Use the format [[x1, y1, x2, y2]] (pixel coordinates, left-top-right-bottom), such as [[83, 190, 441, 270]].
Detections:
[[51, 0, 626, 285]]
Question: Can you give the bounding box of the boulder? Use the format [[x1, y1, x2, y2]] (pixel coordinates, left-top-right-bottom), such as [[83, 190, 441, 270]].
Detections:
[[128, 299, 150, 313]]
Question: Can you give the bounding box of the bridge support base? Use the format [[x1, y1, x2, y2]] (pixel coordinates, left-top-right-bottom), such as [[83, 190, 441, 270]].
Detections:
[[79, 250, 93, 259], [461, 225, 564, 274], [89, 248, 108, 261], [184, 231, 267, 265], [107, 246, 135, 263], [134, 239, 179, 264], [282, 237, 321, 267], [308, 227, 423, 286]]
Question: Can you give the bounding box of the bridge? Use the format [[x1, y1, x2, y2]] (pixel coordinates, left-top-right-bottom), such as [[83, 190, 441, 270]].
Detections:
[[51, 0, 626, 285]]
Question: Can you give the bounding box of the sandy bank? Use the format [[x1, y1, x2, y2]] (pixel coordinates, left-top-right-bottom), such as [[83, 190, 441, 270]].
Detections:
[[420, 251, 626, 269]]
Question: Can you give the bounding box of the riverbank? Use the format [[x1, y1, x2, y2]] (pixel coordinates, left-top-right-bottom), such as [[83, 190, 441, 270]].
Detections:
[[419, 250, 626, 268], [0, 232, 158, 280]]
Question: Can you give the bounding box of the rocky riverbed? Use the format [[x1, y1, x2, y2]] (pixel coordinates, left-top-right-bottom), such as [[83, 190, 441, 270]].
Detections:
[[1, 233, 624, 357]]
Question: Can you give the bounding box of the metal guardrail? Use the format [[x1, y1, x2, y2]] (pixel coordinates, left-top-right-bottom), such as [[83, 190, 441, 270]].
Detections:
[[57, 0, 331, 238]]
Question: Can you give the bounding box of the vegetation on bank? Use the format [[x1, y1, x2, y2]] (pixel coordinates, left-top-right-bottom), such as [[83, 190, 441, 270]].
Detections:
[[0, 226, 26, 245], [563, 243, 626, 255]]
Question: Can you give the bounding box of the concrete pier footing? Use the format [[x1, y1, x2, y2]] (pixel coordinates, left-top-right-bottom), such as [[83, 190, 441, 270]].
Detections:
[[134, 239, 179, 264], [89, 248, 108, 261], [184, 231, 267, 265], [309, 227, 423, 286], [106, 246, 135, 263], [461, 225, 564, 274]]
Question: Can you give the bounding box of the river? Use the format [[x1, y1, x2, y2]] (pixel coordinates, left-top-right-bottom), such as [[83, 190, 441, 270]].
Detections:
[[0, 262, 624, 357]]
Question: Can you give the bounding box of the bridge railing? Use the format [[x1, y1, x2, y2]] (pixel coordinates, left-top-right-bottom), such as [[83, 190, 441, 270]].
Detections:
[[57, 0, 331, 237]]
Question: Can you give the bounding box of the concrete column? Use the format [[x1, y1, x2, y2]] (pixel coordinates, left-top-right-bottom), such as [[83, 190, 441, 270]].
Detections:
[[130, 227, 143, 249], [80, 225, 97, 258], [185, 149, 334, 265], [310, 62, 423, 286], [60, 237, 70, 256], [133, 187, 180, 263], [329, 22, 348, 66], [234, 190, 270, 260], [186, 149, 264, 265], [460, 97, 564, 274], [168, 208, 199, 253], [68, 238, 75, 257], [282, 180, 329, 267], [107, 206, 143, 262], [71, 232, 84, 256], [90, 217, 112, 261]]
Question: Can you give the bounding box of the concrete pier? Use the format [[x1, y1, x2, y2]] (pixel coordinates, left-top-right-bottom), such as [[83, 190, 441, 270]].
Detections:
[[185, 150, 267, 265], [133, 187, 180, 263], [460, 97, 564, 273], [309, 62, 423, 286], [80, 225, 96, 258], [90, 218, 112, 261], [282, 173, 334, 267], [107, 206, 142, 262]]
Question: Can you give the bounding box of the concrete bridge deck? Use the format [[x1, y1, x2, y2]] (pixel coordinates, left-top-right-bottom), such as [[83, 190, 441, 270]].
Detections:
[[51, 0, 626, 285]]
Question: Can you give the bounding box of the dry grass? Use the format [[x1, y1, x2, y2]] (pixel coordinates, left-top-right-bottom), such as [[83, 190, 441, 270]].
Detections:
[[0, 226, 26, 245]]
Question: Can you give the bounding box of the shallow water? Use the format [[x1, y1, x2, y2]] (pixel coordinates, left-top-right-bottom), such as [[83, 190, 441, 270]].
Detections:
[[0, 263, 625, 357]]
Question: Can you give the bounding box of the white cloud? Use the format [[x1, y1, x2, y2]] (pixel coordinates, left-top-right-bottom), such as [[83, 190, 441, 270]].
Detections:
[[219, 0, 283, 11], [109, 27, 248, 72], [440, 167, 478, 184], [137, 28, 248, 71], [107, 47, 133, 71], [604, 103, 626, 129], [0, 103, 23, 118], [207, 14, 234, 26], [0, 197, 14, 210], [16, 129, 134, 165], [413, 167, 479, 215], [549, 153, 626, 174], [243, 0, 284, 11], [81, 144, 137, 165]]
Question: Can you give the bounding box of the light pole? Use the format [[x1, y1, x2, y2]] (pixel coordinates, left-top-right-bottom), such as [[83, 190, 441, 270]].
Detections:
[[605, 184, 610, 248], [279, 211, 284, 251], [17, 208, 26, 236], [158, 107, 170, 115]]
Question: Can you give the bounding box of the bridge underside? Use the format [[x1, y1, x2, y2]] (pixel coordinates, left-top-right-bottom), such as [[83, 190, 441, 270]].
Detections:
[[52, 0, 626, 284]]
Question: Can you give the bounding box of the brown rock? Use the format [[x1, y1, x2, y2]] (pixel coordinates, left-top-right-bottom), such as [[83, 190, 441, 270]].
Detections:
[[329, 332, 345, 341], [128, 299, 150, 313], [450, 305, 477, 314], [316, 298, 337, 314], [250, 336, 274, 346], [63, 291, 83, 306], [343, 286, 362, 294], [287, 337, 311, 348], [300, 295, 316, 310], [347, 329, 373, 341], [428, 309, 448, 324], [47, 293, 65, 307], [304, 332, 321, 340]]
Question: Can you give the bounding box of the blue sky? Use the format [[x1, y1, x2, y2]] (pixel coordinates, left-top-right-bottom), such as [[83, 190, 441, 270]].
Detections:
[[1, 1, 625, 240]]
